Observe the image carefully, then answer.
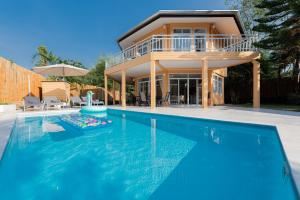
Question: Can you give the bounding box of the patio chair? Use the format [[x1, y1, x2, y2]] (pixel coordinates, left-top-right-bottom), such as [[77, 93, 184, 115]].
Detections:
[[135, 96, 141, 106], [70, 96, 86, 108], [156, 92, 170, 106], [43, 96, 63, 110], [23, 96, 43, 111], [162, 92, 170, 106]]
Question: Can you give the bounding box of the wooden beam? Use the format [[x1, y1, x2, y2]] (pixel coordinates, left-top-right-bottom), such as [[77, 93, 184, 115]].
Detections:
[[121, 70, 126, 108], [163, 71, 169, 106], [104, 74, 108, 106], [252, 60, 260, 108], [112, 79, 115, 105], [150, 60, 157, 109], [156, 61, 167, 72], [202, 59, 208, 108]]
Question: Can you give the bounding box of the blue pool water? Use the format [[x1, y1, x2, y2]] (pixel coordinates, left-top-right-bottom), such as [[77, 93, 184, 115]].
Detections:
[[0, 109, 298, 199]]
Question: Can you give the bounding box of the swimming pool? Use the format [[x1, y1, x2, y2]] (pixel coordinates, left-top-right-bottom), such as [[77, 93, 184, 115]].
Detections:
[[0, 109, 298, 199]]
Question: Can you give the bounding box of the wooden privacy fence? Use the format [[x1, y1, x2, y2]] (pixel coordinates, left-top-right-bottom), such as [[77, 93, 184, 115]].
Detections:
[[0, 57, 45, 106], [70, 83, 120, 102]]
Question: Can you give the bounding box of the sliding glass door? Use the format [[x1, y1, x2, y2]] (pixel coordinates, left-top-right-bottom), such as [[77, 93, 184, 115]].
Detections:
[[169, 74, 201, 105]]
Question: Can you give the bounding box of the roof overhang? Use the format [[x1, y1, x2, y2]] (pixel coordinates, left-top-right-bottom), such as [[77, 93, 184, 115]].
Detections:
[[118, 10, 246, 49]]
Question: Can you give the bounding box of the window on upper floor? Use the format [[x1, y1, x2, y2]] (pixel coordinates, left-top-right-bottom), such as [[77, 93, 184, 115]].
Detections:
[[213, 75, 223, 95], [173, 29, 192, 51], [137, 41, 149, 56], [152, 35, 163, 52], [194, 29, 206, 52]]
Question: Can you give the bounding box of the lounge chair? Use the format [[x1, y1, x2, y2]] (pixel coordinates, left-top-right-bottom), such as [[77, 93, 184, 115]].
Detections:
[[43, 96, 63, 110], [70, 96, 86, 107], [23, 96, 43, 111]]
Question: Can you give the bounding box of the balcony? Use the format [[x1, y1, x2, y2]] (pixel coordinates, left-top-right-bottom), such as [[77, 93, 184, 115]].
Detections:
[[106, 34, 258, 68]]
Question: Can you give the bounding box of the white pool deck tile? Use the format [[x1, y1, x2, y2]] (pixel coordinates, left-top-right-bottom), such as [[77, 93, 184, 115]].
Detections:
[[0, 106, 299, 192]]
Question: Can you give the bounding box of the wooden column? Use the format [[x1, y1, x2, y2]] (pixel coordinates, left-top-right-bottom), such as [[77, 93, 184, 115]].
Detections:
[[112, 80, 115, 105], [104, 74, 108, 106], [121, 70, 126, 108], [150, 60, 157, 109], [119, 82, 121, 106], [163, 72, 169, 106], [134, 79, 138, 96], [208, 70, 213, 106], [202, 59, 208, 108], [252, 60, 260, 108]]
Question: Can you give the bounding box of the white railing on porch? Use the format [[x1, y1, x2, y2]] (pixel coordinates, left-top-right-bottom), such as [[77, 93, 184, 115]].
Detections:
[[106, 34, 259, 68]]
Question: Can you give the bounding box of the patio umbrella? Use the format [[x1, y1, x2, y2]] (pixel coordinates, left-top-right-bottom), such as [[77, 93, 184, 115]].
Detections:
[[32, 64, 89, 103], [32, 64, 89, 78]]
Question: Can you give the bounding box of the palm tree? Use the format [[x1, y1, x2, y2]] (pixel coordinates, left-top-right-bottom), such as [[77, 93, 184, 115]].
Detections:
[[32, 45, 58, 66]]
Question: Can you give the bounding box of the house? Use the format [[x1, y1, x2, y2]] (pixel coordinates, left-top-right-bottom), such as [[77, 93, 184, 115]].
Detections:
[[104, 10, 260, 109]]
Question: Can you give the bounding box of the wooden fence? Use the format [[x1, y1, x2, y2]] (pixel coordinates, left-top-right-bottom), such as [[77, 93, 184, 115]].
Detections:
[[0, 57, 45, 106], [70, 83, 120, 102]]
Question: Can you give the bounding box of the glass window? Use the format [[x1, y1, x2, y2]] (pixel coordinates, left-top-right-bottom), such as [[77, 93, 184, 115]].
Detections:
[[173, 29, 192, 51], [169, 74, 188, 79], [156, 75, 163, 80], [152, 35, 163, 52], [213, 75, 223, 95], [194, 29, 206, 52], [188, 74, 201, 79], [218, 76, 222, 95], [137, 41, 148, 56]]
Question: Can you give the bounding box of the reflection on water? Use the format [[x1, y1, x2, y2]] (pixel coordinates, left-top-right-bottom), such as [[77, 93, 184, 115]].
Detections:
[[0, 114, 197, 200]]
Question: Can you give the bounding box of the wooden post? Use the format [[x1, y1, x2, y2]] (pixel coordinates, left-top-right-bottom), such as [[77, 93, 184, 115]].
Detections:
[[252, 60, 260, 108], [134, 79, 138, 96], [163, 72, 169, 106], [202, 59, 208, 108], [119, 82, 121, 106], [150, 60, 157, 109], [122, 70, 126, 108], [208, 70, 213, 106], [112, 80, 115, 105], [104, 74, 108, 106]]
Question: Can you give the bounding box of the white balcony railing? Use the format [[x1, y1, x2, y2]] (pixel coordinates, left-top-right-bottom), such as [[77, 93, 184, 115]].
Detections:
[[106, 34, 258, 68]]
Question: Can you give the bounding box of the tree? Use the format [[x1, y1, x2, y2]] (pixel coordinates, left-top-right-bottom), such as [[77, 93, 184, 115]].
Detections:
[[253, 0, 300, 77], [32, 45, 58, 66], [225, 0, 264, 32]]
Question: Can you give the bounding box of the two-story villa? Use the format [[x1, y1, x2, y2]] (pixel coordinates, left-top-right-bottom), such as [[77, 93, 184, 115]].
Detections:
[[104, 10, 260, 109]]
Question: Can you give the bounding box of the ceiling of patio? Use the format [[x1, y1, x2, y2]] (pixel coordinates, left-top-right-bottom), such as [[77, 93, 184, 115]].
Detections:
[[108, 59, 251, 81]]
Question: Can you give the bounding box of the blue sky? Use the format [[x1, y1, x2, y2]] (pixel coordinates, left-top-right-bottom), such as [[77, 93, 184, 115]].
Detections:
[[0, 0, 226, 69]]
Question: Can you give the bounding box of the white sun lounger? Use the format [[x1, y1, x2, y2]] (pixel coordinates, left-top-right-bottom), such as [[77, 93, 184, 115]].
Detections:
[[23, 96, 43, 111], [43, 96, 64, 110]]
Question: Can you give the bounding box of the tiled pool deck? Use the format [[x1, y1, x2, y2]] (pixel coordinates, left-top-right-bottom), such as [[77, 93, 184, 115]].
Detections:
[[0, 106, 299, 192]]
